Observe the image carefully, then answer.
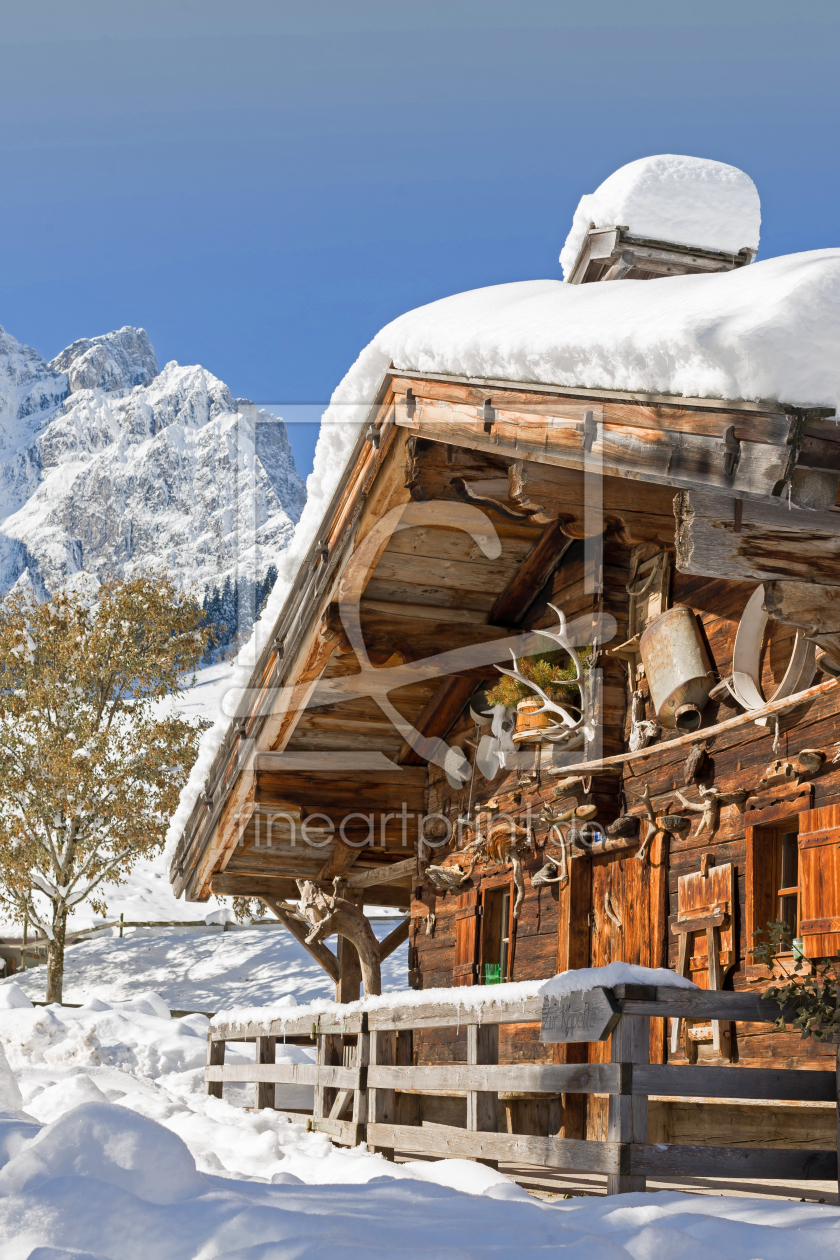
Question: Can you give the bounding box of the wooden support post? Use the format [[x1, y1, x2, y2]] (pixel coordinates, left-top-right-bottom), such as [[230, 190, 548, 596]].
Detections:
[[467, 1022, 499, 1169], [335, 935, 362, 1004], [335, 888, 363, 1003], [369, 1029, 397, 1159], [313, 1031, 344, 1124], [255, 1035, 276, 1111], [607, 1015, 649, 1195], [351, 1019, 370, 1145], [206, 1034, 225, 1100], [554, 852, 591, 1138]]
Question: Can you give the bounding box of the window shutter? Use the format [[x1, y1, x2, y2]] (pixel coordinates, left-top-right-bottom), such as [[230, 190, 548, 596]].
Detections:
[[798, 805, 840, 959], [453, 891, 480, 986]]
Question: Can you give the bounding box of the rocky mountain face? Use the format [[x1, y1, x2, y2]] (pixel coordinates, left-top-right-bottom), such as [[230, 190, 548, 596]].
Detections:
[[0, 325, 306, 647]]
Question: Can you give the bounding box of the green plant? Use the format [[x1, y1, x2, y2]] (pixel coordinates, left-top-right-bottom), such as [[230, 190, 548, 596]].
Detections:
[[484, 648, 593, 710], [0, 575, 212, 1003], [750, 920, 840, 1041]]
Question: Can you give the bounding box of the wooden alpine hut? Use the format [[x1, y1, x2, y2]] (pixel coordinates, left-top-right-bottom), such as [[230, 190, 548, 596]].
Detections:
[[171, 155, 840, 1158]]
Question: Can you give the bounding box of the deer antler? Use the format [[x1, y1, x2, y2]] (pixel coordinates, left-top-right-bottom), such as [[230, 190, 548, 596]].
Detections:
[[632, 785, 660, 863], [675, 787, 719, 838], [493, 603, 596, 748]]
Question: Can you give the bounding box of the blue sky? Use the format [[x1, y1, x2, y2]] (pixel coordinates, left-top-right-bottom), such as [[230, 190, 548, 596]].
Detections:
[[2, 1, 839, 478]]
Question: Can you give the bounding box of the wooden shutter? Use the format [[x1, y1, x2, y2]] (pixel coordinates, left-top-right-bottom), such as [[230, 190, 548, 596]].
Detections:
[[453, 890, 480, 986], [798, 804, 840, 959]]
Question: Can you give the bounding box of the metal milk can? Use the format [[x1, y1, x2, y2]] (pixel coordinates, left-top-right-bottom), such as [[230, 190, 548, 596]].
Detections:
[[639, 606, 714, 732]]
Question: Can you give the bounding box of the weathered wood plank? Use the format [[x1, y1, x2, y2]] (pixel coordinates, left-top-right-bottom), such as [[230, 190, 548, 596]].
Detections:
[[391, 374, 800, 444], [205, 1063, 358, 1088], [467, 1021, 499, 1167], [366, 997, 544, 1031], [366, 1063, 618, 1093], [608, 1014, 649, 1193], [205, 1033, 224, 1100], [365, 1123, 625, 1172], [211, 983, 800, 1043], [345, 857, 417, 891], [540, 988, 621, 1043], [635, 1063, 835, 1102], [543, 676, 839, 779], [630, 1142, 836, 1180], [398, 401, 793, 501], [675, 489, 840, 583], [621, 988, 793, 1022], [255, 1035, 276, 1111]]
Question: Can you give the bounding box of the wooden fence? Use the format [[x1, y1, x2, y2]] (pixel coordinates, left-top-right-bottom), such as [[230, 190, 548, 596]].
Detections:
[[206, 983, 840, 1196]]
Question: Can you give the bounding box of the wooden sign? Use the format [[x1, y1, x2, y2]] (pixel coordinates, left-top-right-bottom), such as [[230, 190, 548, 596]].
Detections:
[[540, 987, 621, 1043]]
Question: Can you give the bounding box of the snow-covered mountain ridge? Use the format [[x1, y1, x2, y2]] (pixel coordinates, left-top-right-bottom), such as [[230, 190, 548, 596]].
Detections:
[[0, 325, 305, 644]]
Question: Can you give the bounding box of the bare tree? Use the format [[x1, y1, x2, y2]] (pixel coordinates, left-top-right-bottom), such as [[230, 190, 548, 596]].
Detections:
[[0, 575, 210, 1002]]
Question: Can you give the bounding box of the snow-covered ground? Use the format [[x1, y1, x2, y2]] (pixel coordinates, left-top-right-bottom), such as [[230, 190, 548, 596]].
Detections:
[[1, 981, 840, 1259], [4, 919, 408, 1011]]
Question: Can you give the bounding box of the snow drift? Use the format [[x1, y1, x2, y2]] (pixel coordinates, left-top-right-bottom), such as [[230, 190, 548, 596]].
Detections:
[[0, 982, 839, 1258], [559, 153, 761, 277]]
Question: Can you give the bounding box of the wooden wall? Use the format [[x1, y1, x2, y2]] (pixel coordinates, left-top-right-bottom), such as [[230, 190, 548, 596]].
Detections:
[[409, 527, 840, 1144]]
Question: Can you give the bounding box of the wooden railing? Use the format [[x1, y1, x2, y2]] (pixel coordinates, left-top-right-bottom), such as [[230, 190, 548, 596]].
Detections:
[[206, 983, 840, 1196]]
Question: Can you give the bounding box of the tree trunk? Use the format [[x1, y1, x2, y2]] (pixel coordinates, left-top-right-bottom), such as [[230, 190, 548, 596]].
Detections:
[[45, 902, 67, 1004]]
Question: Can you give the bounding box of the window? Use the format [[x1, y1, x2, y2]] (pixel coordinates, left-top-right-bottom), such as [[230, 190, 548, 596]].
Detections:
[[480, 887, 511, 984], [777, 830, 799, 941], [746, 815, 801, 962]]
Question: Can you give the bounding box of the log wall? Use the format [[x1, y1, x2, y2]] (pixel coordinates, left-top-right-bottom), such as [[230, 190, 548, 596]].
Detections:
[[409, 532, 840, 1139]]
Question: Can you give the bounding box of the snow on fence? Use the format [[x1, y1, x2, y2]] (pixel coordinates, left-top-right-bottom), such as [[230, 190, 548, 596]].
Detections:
[[206, 983, 840, 1196]]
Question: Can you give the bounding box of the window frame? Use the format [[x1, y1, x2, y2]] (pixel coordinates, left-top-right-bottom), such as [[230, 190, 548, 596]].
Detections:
[[746, 806, 804, 968], [479, 880, 514, 984]]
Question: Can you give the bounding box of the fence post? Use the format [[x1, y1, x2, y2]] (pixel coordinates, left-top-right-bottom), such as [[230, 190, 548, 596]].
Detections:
[[467, 1021, 499, 1168], [369, 1028, 397, 1159], [256, 1035, 276, 1111], [607, 1014, 649, 1195], [351, 1015, 370, 1145], [313, 1030, 343, 1125], [206, 1032, 225, 1099]]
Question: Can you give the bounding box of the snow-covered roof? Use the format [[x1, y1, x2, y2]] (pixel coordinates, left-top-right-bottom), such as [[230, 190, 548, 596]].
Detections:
[[168, 245, 840, 869], [559, 154, 761, 278]]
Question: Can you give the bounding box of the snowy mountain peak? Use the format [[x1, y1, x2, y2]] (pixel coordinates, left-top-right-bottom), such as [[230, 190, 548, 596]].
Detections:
[[0, 324, 306, 647], [49, 326, 158, 395]]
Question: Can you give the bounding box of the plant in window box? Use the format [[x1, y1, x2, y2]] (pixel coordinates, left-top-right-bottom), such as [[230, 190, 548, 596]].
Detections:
[[750, 920, 840, 1042]]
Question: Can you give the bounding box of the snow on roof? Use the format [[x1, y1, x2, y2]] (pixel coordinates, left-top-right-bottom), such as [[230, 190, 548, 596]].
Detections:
[[167, 245, 840, 868], [559, 154, 761, 278]]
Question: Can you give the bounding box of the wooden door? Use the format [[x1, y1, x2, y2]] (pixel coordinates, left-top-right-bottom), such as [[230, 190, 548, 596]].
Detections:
[[586, 838, 667, 1138], [798, 804, 840, 959], [453, 890, 480, 986]]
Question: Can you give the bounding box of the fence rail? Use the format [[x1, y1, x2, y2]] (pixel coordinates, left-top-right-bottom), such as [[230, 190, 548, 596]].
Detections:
[[206, 983, 840, 1196]]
